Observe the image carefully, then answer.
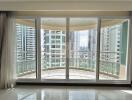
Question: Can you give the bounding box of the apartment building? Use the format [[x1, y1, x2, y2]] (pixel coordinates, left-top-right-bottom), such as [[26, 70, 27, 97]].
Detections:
[[16, 24, 36, 74], [41, 29, 66, 69]]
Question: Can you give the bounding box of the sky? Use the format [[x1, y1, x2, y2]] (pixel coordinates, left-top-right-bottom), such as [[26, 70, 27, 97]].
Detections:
[[78, 30, 89, 47]]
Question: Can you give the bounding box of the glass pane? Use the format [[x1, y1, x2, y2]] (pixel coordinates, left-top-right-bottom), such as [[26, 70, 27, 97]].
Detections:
[[41, 18, 66, 79], [99, 19, 129, 80], [16, 19, 36, 79], [69, 18, 97, 79]]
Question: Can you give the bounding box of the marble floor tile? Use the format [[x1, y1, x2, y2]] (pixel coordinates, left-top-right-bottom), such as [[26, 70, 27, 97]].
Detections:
[[0, 86, 132, 100]]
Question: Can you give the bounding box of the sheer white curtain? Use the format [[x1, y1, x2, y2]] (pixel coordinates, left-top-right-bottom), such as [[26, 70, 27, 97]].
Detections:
[[0, 12, 16, 89]]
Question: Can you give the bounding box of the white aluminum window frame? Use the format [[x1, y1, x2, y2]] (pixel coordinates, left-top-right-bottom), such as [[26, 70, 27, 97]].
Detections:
[[16, 16, 131, 84]]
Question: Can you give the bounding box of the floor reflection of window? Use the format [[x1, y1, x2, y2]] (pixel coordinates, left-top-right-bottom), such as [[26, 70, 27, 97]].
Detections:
[[43, 90, 68, 100], [18, 93, 37, 100], [69, 91, 96, 100]]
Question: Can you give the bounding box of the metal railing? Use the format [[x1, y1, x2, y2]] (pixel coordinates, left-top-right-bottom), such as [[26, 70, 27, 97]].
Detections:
[[16, 60, 36, 77], [16, 51, 126, 79], [16, 60, 123, 79], [99, 61, 120, 78]]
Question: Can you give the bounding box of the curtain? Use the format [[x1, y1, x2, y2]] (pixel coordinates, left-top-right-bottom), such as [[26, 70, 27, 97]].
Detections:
[[0, 12, 16, 89]]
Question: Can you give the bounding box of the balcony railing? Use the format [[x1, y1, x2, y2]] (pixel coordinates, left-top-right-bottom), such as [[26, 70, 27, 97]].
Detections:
[[99, 61, 120, 78], [16, 58, 124, 79], [16, 60, 36, 77]]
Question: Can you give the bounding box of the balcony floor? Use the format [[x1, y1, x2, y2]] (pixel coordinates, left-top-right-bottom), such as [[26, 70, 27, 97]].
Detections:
[[18, 69, 118, 80]]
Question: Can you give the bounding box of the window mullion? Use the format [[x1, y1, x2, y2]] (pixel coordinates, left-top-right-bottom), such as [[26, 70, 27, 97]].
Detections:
[[36, 17, 41, 80], [96, 18, 101, 81], [66, 17, 70, 80]]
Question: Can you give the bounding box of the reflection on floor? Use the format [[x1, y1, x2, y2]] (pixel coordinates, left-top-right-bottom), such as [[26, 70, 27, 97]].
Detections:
[[0, 86, 132, 100]]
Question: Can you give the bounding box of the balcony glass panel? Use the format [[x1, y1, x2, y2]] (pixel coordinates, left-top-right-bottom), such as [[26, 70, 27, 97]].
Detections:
[[16, 19, 36, 79], [69, 18, 97, 79], [41, 18, 66, 79], [99, 19, 129, 80]]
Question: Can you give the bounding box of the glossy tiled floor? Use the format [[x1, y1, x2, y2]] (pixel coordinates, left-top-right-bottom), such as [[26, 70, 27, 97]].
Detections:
[[0, 86, 132, 100]]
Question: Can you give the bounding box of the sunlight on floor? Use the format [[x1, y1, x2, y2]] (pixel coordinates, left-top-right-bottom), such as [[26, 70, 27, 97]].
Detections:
[[121, 90, 132, 94]]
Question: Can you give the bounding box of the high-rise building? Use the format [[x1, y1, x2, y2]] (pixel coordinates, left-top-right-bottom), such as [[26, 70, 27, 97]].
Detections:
[[16, 24, 36, 74], [100, 24, 122, 76], [41, 29, 66, 69], [100, 24, 121, 63], [69, 29, 97, 69], [41, 29, 97, 70], [16, 24, 36, 61]]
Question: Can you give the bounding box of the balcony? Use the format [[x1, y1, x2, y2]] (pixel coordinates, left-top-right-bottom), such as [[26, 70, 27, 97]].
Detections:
[[16, 59, 126, 80]]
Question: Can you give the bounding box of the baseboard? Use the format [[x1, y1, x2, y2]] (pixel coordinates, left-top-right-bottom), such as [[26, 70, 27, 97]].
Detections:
[[16, 82, 131, 87]]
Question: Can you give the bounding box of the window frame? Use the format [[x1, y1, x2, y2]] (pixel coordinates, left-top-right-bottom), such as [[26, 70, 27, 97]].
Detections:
[[16, 16, 131, 84]]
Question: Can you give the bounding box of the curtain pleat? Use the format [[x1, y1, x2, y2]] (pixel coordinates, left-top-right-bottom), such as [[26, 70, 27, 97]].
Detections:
[[0, 12, 16, 89]]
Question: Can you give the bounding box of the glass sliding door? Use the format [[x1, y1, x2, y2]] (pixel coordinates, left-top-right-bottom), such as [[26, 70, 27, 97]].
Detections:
[[15, 17, 130, 83], [69, 18, 97, 79], [16, 19, 36, 79], [41, 18, 66, 79], [99, 19, 129, 80]]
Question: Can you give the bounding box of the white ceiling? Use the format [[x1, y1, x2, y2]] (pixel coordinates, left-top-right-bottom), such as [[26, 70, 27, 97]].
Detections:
[[0, 0, 132, 11], [18, 18, 125, 31], [41, 18, 97, 26]]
